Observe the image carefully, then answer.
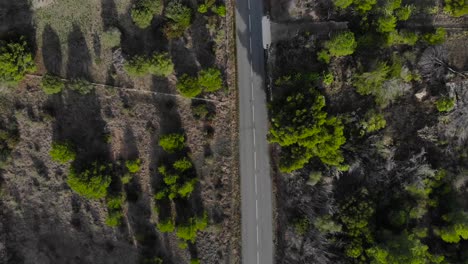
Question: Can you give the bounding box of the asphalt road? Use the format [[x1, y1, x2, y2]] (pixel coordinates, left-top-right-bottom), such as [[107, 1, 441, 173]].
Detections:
[[235, 0, 274, 263]]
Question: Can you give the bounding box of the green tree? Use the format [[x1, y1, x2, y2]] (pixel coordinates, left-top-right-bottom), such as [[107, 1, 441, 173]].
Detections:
[[444, 0, 468, 17], [178, 178, 197, 198], [41, 74, 64, 95], [198, 68, 223, 92], [131, 0, 164, 28], [269, 85, 346, 172], [126, 159, 142, 173], [395, 5, 413, 21], [212, 5, 227, 17], [68, 78, 94, 95], [354, 0, 377, 13], [175, 212, 208, 243], [159, 133, 185, 153], [0, 38, 36, 85], [67, 162, 112, 199], [173, 157, 192, 172], [314, 215, 342, 234], [157, 218, 175, 233], [106, 211, 124, 227], [50, 142, 76, 164], [333, 0, 353, 9], [436, 96, 455, 112], [376, 15, 397, 33], [101, 28, 121, 49], [423, 28, 447, 45], [125, 53, 174, 77], [361, 111, 387, 134], [176, 74, 201, 97], [437, 212, 468, 243], [164, 1, 192, 38], [323, 31, 357, 58]]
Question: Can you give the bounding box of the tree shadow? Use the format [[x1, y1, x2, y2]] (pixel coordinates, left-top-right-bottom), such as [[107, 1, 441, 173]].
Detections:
[[66, 24, 92, 80], [101, 0, 119, 30], [0, 0, 35, 49], [190, 16, 215, 69], [169, 39, 199, 77], [42, 25, 63, 75]]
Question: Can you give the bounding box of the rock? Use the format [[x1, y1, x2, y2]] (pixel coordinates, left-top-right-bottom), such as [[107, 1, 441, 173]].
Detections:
[[415, 89, 427, 101]]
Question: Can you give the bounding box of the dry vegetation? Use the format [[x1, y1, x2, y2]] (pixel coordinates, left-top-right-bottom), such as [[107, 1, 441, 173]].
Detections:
[[0, 0, 239, 263]]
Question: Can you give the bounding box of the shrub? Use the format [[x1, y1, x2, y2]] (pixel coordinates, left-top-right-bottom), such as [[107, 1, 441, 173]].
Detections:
[[41, 74, 64, 95], [159, 133, 185, 153], [354, 0, 377, 13], [126, 159, 142, 174], [269, 86, 346, 172], [317, 50, 331, 63], [50, 142, 76, 164], [131, 0, 164, 28], [175, 212, 208, 243], [190, 259, 200, 264], [101, 28, 121, 49], [157, 218, 175, 233], [324, 31, 357, 57], [107, 195, 124, 210], [323, 72, 334, 86], [293, 217, 310, 235], [361, 111, 387, 134], [121, 173, 133, 184], [444, 0, 468, 17], [386, 30, 418, 46], [178, 178, 197, 198], [395, 5, 413, 20], [0, 38, 36, 85], [198, 4, 208, 13], [105, 211, 123, 227], [125, 53, 174, 77], [198, 68, 223, 92], [176, 74, 202, 97], [314, 215, 342, 233], [212, 5, 227, 17], [436, 96, 455, 112], [333, 0, 353, 9], [308, 171, 322, 186], [67, 162, 112, 199], [164, 1, 192, 38], [376, 15, 397, 33], [192, 104, 209, 120], [423, 28, 447, 45], [173, 157, 192, 172], [68, 78, 94, 95]]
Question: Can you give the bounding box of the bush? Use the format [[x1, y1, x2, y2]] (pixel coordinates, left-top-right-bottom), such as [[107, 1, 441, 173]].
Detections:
[[323, 31, 357, 57], [444, 0, 468, 17], [269, 86, 346, 172], [314, 215, 342, 233], [317, 50, 331, 63], [0, 38, 36, 85], [107, 195, 124, 210], [41, 74, 64, 95], [68, 79, 94, 95], [436, 96, 455, 112], [212, 5, 227, 17], [361, 111, 387, 134], [333, 0, 353, 9], [293, 217, 310, 235], [423, 28, 447, 45], [124, 53, 174, 77], [386, 30, 418, 46], [157, 218, 175, 233], [106, 211, 123, 227], [164, 1, 192, 38], [198, 4, 208, 13], [395, 5, 413, 20], [50, 142, 76, 164], [376, 15, 397, 33], [67, 162, 112, 199], [175, 212, 208, 243], [126, 159, 142, 174], [173, 157, 192, 172], [353, 0, 377, 13], [178, 178, 197, 198], [101, 28, 121, 49], [323, 72, 334, 86], [131, 0, 164, 28], [159, 133, 185, 153], [176, 74, 202, 97], [192, 104, 209, 120], [198, 68, 223, 92]]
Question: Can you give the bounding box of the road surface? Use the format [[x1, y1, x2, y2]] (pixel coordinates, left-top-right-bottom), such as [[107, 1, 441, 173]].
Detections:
[[235, 0, 274, 263]]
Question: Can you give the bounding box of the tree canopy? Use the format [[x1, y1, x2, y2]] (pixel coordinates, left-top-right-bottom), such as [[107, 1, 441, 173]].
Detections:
[[0, 38, 36, 85]]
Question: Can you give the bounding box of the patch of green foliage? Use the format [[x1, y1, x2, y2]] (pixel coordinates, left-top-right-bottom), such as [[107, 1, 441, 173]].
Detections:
[[0, 38, 36, 85], [125, 52, 174, 77], [173, 157, 192, 172], [190, 259, 200, 264], [105, 195, 125, 227], [314, 215, 342, 234], [164, 1, 192, 39], [269, 74, 346, 173], [323, 31, 357, 58], [68, 78, 94, 95], [386, 30, 419, 46], [322, 72, 334, 86], [157, 218, 175, 233], [308, 171, 322, 186], [423, 28, 447, 45], [395, 5, 413, 21], [437, 212, 468, 243], [444, 0, 468, 17], [293, 217, 310, 235], [101, 28, 121, 49], [436, 96, 455, 112], [332, 0, 354, 9], [353, 62, 391, 104], [176, 74, 202, 97], [376, 15, 397, 33], [67, 162, 112, 199], [41, 74, 64, 95], [159, 133, 185, 153], [126, 159, 142, 174], [131, 0, 164, 28], [192, 104, 210, 120], [106, 211, 124, 227], [50, 141, 76, 164], [360, 111, 387, 134], [212, 5, 227, 17], [198, 68, 223, 92], [175, 212, 208, 243]]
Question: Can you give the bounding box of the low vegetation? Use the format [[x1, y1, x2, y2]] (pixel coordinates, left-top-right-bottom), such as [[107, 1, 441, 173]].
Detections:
[[176, 68, 223, 97], [125, 52, 174, 77], [0, 38, 35, 85], [131, 0, 164, 28], [164, 1, 192, 39], [41, 74, 65, 95], [49, 141, 76, 164], [67, 162, 112, 199]]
